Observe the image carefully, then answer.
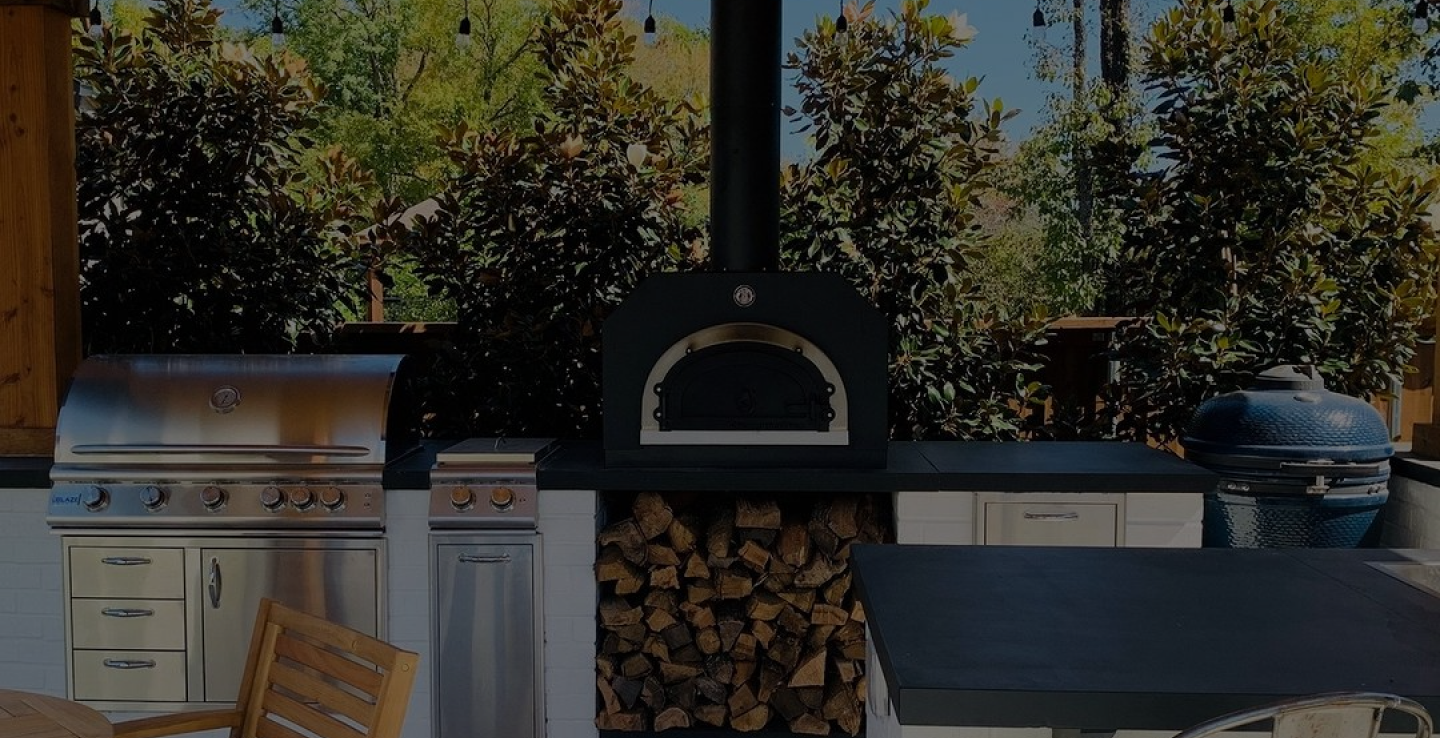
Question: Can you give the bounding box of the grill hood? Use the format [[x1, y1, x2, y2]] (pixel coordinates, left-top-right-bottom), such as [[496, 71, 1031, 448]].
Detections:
[[52, 354, 418, 482]]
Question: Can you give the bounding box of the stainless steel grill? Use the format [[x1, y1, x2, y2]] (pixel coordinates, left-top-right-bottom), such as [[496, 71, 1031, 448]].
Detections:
[[45, 354, 417, 711]]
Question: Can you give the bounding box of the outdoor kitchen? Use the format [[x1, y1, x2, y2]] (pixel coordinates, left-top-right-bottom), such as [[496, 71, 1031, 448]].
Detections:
[[7, 0, 1440, 737]]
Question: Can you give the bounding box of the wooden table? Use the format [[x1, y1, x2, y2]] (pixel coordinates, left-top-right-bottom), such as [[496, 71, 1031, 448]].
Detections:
[[0, 690, 112, 738]]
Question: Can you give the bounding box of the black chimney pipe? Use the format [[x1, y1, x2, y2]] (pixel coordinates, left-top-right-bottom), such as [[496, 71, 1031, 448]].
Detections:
[[710, 0, 781, 272]]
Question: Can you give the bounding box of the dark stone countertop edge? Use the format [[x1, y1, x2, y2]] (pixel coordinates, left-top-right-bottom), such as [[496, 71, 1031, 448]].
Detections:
[[0, 456, 52, 489], [1392, 451, 1440, 489]]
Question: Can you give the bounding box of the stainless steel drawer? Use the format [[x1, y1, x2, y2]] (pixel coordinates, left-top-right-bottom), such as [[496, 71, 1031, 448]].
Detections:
[[71, 599, 186, 650], [72, 650, 187, 702], [983, 498, 1121, 547], [69, 547, 185, 599]]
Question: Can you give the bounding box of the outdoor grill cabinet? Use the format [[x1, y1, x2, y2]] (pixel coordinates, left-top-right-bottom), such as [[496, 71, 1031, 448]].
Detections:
[[59, 535, 384, 710]]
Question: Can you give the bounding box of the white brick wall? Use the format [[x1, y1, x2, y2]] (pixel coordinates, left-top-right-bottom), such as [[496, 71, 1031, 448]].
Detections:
[[538, 487, 598, 738], [1124, 492, 1203, 548], [894, 491, 976, 545], [0, 488, 66, 695], [386, 486, 433, 738]]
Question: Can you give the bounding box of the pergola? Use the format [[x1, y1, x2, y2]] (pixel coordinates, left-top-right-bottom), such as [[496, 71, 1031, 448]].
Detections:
[[4, 0, 1440, 458]]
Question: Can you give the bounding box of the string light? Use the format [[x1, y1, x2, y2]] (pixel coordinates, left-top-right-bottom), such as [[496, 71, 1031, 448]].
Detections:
[[1031, 3, 1045, 41], [1221, 0, 1236, 35], [270, 4, 285, 49], [643, 0, 656, 43], [836, 0, 847, 32], [1415, 0, 1430, 34], [88, 1, 102, 39], [457, 0, 472, 48]]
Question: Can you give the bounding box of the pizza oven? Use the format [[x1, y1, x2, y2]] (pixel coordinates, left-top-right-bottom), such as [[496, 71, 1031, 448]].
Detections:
[[602, 0, 888, 469]]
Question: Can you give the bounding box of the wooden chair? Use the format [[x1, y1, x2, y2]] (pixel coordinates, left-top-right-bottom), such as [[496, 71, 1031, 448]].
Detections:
[[114, 598, 419, 738], [1172, 692, 1433, 738]]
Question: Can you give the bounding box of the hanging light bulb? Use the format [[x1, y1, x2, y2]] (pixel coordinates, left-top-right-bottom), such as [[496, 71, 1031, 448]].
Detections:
[[457, 0, 472, 48], [836, 0, 848, 32], [1415, 0, 1430, 34], [643, 0, 656, 44], [270, 9, 285, 49], [1221, 1, 1236, 36], [87, 1, 102, 39], [1031, 4, 1046, 42]]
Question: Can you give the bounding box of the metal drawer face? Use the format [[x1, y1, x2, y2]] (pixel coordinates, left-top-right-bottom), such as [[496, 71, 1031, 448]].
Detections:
[[71, 599, 186, 650], [72, 650, 187, 702], [984, 502, 1119, 547], [69, 547, 185, 599]]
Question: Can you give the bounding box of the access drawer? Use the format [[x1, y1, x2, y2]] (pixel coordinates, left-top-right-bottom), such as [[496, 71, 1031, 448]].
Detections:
[[69, 547, 185, 599], [72, 650, 187, 702], [981, 493, 1125, 547], [71, 599, 186, 650]]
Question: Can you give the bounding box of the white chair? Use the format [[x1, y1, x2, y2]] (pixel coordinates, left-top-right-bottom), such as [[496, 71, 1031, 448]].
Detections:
[[1173, 692, 1433, 738]]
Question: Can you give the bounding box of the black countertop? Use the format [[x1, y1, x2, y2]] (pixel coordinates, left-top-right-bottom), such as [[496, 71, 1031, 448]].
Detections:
[[537, 440, 1217, 492], [1, 439, 1218, 492], [851, 544, 1440, 730]]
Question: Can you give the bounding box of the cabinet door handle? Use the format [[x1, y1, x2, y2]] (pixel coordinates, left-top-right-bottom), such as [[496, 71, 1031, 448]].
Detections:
[[101, 608, 155, 618], [103, 659, 157, 670], [101, 557, 152, 566], [458, 554, 511, 564], [208, 557, 222, 608], [1023, 511, 1081, 521]]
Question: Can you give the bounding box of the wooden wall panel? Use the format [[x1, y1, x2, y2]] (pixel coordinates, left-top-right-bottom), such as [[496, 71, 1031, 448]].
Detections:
[[0, 4, 81, 455]]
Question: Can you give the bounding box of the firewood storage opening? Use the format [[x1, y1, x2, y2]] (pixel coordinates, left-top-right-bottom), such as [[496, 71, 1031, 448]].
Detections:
[[595, 490, 894, 735]]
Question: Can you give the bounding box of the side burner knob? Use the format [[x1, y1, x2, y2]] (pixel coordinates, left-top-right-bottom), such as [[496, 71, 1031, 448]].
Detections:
[[319, 487, 345, 511], [139, 485, 167, 510], [489, 486, 516, 512], [450, 486, 475, 511], [290, 487, 316, 511], [82, 486, 110, 512], [260, 486, 287, 511], [200, 486, 227, 510]]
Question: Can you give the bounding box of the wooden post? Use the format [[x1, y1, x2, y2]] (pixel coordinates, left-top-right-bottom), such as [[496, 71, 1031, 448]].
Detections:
[[1410, 289, 1440, 457], [0, 0, 85, 455]]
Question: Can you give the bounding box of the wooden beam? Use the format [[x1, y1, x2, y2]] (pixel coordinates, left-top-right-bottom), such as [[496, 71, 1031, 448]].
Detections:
[[0, 3, 82, 456], [0, 0, 86, 18]]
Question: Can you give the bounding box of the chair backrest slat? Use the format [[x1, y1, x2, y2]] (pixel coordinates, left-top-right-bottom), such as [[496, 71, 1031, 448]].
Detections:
[[1174, 692, 1432, 738], [235, 599, 418, 738]]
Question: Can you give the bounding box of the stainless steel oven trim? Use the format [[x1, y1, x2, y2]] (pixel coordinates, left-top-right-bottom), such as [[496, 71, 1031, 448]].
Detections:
[[638, 322, 851, 445], [429, 530, 546, 738], [60, 533, 387, 713]]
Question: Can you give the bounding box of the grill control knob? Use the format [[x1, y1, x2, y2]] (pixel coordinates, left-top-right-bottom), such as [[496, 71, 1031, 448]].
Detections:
[[82, 486, 110, 512], [449, 486, 475, 511], [319, 487, 345, 511], [489, 486, 516, 512], [200, 486, 227, 510], [260, 486, 287, 511], [290, 487, 316, 511], [139, 485, 167, 510]]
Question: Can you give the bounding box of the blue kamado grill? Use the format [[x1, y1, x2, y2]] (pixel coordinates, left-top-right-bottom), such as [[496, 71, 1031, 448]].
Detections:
[[1181, 365, 1393, 548]]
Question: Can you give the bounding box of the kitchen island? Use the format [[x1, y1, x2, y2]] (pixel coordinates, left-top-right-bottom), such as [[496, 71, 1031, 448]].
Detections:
[[852, 545, 1440, 738]]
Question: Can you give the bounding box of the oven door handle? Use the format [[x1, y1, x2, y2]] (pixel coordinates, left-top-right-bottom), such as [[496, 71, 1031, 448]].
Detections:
[[101, 607, 155, 618], [208, 557, 222, 608], [458, 554, 511, 564], [101, 556, 152, 566]]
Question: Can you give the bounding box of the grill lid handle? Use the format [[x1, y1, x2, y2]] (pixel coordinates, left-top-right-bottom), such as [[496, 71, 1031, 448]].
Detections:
[[70, 444, 374, 457]]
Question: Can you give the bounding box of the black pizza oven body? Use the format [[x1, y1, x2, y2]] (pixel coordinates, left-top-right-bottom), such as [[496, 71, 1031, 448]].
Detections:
[[603, 272, 888, 468], [601, 0, 890, 469]]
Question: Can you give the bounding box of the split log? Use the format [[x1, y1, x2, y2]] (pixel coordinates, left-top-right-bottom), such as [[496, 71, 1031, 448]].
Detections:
[[771, 687, 807, 721], [667, 678, 698, 711], [789, 650, 827, 687], [696, 627, 721, 654], [597, 675, 622, 713], [613, 677, 644, 709], [668, 515, 699, 554], [695, 675, 728, 703], [718, 569, 755, 600], [645, 608, 677, 633], [683, 552, 711, 579], [634, 492, 674, 540], [645, 589, 678, 613], [737, 539, 771, 572], [660, 661, 700, 684], [727, 683, 759, 718], [777, 521, 811, 567], [736, 497, 782, 530], [777, 589, 816, 613], [600, 598, 644, 627], [647, 543, 681, 567], [731, 704, 771, 732], [650, 566, 679, 590], [621, 653, 653, 679], [751, 618, 777, 648], [823, 679, 863, 736], [812, 603, 849, 626], [825, 497, 860, 540], [600, 519, 648, 565], [653, 706, 691, 732], [790, 713, 833, 735], [680, 601, 716, 629], [747, 591, 786, 621], [596, 711, 646, 731], [707, 510, 735, 560], [693, 704, 727, 727]]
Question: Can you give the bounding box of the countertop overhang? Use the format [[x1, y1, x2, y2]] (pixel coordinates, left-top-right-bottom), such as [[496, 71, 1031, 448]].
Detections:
[[852, 544, 1440, 731]]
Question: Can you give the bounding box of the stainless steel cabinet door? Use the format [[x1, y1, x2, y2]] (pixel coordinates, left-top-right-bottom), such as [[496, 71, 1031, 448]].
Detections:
[[200, 545, 379, 702], [435, 542, 537, 738]]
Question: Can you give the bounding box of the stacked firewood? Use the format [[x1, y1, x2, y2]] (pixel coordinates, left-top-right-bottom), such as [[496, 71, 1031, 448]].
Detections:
[[594, 491, 890, 735]]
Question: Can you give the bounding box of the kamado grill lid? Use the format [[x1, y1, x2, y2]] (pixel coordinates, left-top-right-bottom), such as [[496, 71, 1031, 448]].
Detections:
[[1182, 365, 1392, 467]]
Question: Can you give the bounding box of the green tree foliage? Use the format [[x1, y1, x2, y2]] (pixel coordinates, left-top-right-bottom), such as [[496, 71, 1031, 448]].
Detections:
[[385, 0, 708, 437], [75, 0, 376, 354], [780, 0, 1048, 441], [1109, 0, 1440, 445], [243, 0, 546, 203]]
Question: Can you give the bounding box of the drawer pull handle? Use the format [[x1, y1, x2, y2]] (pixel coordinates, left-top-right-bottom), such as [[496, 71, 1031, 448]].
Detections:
[[1023, 512, 1081, 521], [101, 608, 155, 618], [101, 557, 152, 566], [103, 659, 156, 670], [459, 554, 511, 564]]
